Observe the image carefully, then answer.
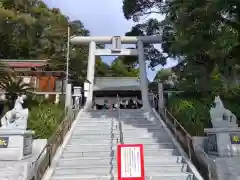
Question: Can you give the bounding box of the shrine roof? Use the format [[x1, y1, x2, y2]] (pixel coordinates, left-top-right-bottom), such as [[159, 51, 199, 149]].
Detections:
[[93, 77, 142, 91], [1, 59, 48, 68]]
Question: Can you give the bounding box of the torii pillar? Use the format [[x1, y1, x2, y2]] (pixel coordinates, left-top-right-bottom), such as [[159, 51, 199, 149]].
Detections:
[[70, 36, 162, 110]]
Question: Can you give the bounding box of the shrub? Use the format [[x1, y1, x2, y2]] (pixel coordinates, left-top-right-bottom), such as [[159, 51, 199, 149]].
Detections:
[[168, 95, 212, 136], [167, 86, 240, 136], [28, 102, 64, 139]]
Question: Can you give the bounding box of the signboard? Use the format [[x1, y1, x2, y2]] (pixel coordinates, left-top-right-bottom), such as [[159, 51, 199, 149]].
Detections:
[[73, 87, 81, 96], [112, 36, 121, 51], [0, 137, 9, 148], [117, 144, 145, 180], [230, 134, 240, 144], [55, 79, 64, 92], [23, 135, 32, 156], [207, 134, 218, 155]]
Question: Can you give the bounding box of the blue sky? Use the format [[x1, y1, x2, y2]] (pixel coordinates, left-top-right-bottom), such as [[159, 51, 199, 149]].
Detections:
[[43, 0, 177, 81]]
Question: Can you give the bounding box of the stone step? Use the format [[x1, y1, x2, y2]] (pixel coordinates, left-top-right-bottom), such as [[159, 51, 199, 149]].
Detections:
[[76, 124, 118, 127], [80, 116, 117, 119], [143, 143, 174, 149], [70, 136, 120, 141], [61, 150, 116, 158], [81, 112, 117, 118], [81, 114, 117, 117], [80, 119, 117, 121], [122, 126, 163, 130], [121, 115, 146, 117], [57, 156, 183, 167], [65, 144, 116, 151], [75, 125, 118, 129], [74, 128, 119, 133], [62, 149, 177, 158], [123, 133, 171, 140], [51, 173, 193, 180], [67, 140, 119, 146], [76, 121, 117, 124], [72, 132, 120, 136], [123, 138, 163, 144], [121, 124, 162, 128], [122, 131, 166, 136], [53, 164, 187, 176], [70, 136, 119, 141], [66, 143, 173, 149], [76, 122, 118, 126]]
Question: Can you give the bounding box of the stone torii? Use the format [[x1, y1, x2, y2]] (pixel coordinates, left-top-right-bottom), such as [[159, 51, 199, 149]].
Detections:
[[70, 35, 162, 110]]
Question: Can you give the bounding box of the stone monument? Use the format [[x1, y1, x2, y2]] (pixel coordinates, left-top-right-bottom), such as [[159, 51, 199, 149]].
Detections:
[[0, 94, 34, 160], [205, 96, 240, 156]]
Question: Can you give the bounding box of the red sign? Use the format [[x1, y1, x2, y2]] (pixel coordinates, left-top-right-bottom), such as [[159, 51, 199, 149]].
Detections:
[[117, 144, 145, 180]]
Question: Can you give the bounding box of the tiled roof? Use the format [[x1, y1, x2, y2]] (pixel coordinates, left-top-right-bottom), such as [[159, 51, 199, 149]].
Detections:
[[1, 59, 48, 68], [6, 62, 45, 68], [93, 77, 141, 91]]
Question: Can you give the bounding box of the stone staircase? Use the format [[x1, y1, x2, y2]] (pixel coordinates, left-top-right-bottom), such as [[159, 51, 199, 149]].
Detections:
[[47, 109, 198, 180], [120, 109, 193, 180], [50, 110, 120, 179]]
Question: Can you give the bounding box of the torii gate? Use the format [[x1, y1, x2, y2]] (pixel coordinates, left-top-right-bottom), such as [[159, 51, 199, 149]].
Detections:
[[70, 36, 162, 110]]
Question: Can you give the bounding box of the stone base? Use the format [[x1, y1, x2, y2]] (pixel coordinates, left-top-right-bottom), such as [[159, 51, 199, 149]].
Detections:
[[205, 128, 240, 157], [0, 129, 34, 160], [0, 139, 47, 180]]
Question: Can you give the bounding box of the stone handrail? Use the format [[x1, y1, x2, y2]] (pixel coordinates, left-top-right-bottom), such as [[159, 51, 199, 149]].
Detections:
[[198, 146, 216, 180], [117, 94, 124, 144]]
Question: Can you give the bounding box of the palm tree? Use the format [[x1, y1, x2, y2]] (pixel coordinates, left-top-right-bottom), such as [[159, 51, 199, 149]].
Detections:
[[0, 74, 33, 109], [0, 61, 8, 80]]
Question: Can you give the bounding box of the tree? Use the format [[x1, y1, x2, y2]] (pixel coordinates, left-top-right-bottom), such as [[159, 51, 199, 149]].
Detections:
[[0, 0, 90, 85], [154, 68, 172, 82], [124, 19, 167, 68], [0, 61, 8, 80], [0, 74, 33, 108], [123, 0, 240, 90], [109, 57, 140, 77]]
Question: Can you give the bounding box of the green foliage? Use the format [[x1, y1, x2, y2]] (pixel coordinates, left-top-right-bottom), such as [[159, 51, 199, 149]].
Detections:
[[168, 86, 240, 136], [28, 102, 64, 139], [168, 95, 212, 136], [154, 69, 172, 82], [0, 61, 8, 80], [123, 0, 240, 88], [109, 57, 140, 77], [95, 56, 140, 78], [0, 74, 33, 108]]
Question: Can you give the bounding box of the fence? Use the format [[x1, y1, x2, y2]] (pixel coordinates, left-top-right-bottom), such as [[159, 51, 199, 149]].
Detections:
[[34, 107, 79, 180]]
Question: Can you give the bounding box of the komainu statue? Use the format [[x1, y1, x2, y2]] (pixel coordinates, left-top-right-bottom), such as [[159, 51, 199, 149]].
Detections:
[[210, 96, 237, 128], [0, 94, 29, 129]]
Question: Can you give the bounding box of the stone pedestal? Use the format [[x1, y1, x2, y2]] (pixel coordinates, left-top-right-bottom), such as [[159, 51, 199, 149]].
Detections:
[[0, 130, 34, 160], [205, 128, 240, 157]]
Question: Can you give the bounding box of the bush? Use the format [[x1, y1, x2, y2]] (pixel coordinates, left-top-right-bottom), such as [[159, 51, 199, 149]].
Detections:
[[168, 95, 212, 136], [28, 102, 64, 139], [167, 86, 240, 136]]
